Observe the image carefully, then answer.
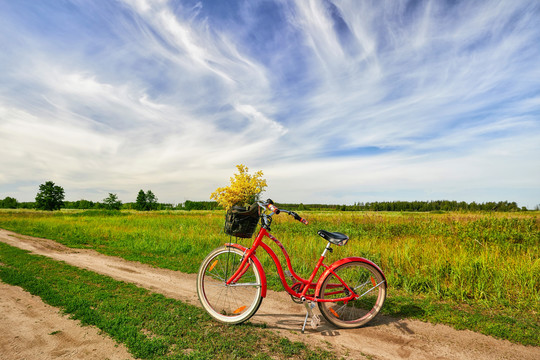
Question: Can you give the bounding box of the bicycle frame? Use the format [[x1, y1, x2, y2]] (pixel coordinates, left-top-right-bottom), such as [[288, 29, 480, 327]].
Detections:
[[225, 225, 385, 303]]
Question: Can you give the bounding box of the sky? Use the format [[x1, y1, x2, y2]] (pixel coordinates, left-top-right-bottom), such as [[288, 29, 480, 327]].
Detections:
[[1, 0, 539, 209]]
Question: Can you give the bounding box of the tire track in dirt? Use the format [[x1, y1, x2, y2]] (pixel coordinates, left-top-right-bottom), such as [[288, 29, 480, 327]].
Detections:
[[1, 229, 538, 360]]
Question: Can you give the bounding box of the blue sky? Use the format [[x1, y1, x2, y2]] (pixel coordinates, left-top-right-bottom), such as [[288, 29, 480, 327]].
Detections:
[[1, 0, 539, 208]]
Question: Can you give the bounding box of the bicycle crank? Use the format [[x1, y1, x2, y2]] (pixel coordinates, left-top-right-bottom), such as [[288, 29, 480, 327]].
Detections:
[[290, 283, 304, 304]]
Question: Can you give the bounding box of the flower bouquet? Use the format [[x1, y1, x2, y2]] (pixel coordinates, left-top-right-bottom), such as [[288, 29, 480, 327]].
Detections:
[[210, 165, 267, 238]]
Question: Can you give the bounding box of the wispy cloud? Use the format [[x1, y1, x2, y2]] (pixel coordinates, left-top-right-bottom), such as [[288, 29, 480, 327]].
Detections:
[[0, 0, 538, 207]]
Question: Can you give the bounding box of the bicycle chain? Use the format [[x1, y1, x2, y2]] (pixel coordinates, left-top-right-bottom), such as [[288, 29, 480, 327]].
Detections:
[[290, 283, 304, 304]]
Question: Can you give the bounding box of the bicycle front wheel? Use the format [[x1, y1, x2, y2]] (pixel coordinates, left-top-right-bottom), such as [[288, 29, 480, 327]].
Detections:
[[318, 261, 386, 328], [197, 246, 263, 324]]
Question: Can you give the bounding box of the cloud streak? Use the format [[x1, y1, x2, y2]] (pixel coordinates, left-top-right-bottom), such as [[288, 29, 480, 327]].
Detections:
[[0, 0, 539, 208]]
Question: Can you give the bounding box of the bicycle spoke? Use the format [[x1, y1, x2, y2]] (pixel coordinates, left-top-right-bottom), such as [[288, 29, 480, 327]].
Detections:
[[228, 282, 261, 287], [357, 280, 384, 298], [353, 279, 371, 292]]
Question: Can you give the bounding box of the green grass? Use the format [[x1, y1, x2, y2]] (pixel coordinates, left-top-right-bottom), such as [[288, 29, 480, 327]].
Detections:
[[382, 291, 539, 345], [0, 209, 538, 345], [0, 242, 338, 359]]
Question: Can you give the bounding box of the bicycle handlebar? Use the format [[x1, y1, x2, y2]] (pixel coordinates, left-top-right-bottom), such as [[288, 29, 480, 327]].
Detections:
[[259, 199, 309, 225], [290, 211, 309, 225]]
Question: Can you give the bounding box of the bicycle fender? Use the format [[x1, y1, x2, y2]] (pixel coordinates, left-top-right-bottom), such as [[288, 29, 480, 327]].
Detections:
[[225, 243, 267, 297], [315, 257, 386, 297]]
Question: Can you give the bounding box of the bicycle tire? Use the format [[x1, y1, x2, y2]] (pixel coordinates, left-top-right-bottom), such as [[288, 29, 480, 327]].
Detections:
[[318, 261, 386, 328], [197, 246, 263, 324]]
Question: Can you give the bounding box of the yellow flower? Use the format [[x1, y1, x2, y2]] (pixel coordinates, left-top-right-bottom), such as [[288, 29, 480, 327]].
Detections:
[[210, 164, 267, 210]]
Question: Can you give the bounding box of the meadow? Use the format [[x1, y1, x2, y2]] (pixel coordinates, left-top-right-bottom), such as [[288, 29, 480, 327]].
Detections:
[[0, 209, 538, 345]]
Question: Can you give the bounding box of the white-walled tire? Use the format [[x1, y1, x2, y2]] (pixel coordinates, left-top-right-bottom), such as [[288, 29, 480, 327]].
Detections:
[[197, 246, 263, 324], [318, 261, 386, 328]]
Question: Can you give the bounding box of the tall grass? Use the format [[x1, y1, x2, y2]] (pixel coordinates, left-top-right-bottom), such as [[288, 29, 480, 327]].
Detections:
[[0, 209, 538, 344], [278, 212, 540, 311]]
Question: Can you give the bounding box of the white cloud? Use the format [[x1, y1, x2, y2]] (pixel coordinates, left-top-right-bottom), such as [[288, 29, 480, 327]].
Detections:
[[0, 0, 538, 208]]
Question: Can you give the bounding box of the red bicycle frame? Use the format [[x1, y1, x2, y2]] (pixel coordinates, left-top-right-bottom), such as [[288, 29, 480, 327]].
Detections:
[[225, 226, 384, 303]]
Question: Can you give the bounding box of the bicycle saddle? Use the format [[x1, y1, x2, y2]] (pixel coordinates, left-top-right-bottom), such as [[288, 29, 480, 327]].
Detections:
[[317, 230, 349, 246]]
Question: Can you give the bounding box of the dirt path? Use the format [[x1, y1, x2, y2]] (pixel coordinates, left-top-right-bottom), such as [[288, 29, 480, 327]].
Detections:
[[1, 228, 538, 360], [0, 281, 133, 360]]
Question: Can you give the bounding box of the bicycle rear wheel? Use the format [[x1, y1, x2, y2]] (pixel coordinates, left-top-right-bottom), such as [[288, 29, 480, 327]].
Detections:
[[197, 246, 263, 324], [318, 261, 386, 328]]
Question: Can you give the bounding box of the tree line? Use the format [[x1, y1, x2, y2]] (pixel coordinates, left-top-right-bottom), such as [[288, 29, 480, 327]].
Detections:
[[0, 181, 220, 211], [0, 181, 536, 211], [276, 200, 531, 212]]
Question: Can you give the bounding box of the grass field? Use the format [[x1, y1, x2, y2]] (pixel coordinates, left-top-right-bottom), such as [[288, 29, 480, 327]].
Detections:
[[0, 209, 538, 345]]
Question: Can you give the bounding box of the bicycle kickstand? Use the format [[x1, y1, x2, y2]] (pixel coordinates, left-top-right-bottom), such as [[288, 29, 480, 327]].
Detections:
[[301, 300, 321, 333]]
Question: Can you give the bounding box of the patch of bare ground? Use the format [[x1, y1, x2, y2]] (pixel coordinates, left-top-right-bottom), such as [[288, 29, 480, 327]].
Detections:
[[0, 281, 132, 360], [1, 228, 539, 360]]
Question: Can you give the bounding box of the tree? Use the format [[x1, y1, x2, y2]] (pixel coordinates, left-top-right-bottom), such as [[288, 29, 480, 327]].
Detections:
[[78, 199, 95, 209], [134, 189, 158, 211], [103, 193, 122, 210], [145, 190, 158, 210], [35, 181, 65, 211], [135, 190, 147, 211], [0, 196, 18, 209]]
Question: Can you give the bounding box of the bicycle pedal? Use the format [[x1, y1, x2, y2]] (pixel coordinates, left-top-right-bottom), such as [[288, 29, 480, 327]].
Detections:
[[310, 314, 321, 329]]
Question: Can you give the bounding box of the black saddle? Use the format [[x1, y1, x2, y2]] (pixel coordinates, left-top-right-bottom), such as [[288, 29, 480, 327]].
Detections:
[[317, 230, 349, 246]]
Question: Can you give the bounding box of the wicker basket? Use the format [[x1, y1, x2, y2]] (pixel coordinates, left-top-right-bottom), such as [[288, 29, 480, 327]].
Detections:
[[224, 203, 260, 238]]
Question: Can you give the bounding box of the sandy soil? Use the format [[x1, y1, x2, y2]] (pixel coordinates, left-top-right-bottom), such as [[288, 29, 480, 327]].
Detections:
[[0, 228, 538, 360], [0, 281, 133, 360]]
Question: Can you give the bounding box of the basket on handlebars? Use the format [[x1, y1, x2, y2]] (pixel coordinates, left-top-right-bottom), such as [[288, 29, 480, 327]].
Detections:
[[224, 203, 260, 238]]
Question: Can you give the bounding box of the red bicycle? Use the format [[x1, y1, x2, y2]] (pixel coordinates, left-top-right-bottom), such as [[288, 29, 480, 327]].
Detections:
[[197, 200, 387, 332]]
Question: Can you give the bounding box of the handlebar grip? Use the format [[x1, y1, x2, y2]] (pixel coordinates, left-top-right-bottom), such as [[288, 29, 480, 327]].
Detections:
[[291, 211, 308, 225], [267, 203, 280, 214]]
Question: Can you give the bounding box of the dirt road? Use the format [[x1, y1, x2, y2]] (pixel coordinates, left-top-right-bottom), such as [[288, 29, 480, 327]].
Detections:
[[0, 281, 133, 360], [1, 228, 538, 360]]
